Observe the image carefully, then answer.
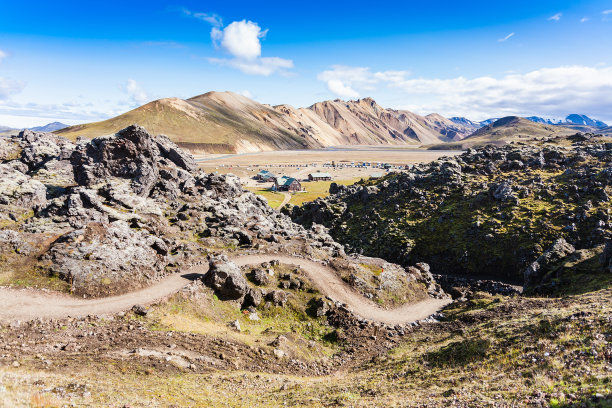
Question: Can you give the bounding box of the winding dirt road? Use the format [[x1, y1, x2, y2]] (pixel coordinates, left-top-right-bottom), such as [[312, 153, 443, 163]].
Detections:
[[276, 192, 291, 211], [0, 254, 451, 324]]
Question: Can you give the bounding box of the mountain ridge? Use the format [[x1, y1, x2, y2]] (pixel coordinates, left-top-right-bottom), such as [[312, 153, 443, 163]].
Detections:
[[55, 92, 474, 153]]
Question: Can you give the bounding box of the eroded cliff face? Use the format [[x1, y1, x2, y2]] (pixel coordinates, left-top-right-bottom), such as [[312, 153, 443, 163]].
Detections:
[[307, 97, 473, 146]]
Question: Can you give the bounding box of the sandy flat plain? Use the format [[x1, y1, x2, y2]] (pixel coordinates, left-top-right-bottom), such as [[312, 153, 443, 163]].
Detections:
[[195, 146, 461, 185]]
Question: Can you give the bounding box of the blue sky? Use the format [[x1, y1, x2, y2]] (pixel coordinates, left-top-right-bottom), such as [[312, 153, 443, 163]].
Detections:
[[1, 0, 612, 127]]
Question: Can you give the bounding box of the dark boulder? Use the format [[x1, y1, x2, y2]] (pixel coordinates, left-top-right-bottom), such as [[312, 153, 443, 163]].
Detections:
[[266, 290, 289, 306], [203, 255, 249, 300], [251, 268, 269, 286]]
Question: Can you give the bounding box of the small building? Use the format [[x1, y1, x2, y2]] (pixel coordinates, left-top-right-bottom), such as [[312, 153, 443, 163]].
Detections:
[[273, 176, 302, 192], [370, 172, 384, 179], [308, 172, 332, 181], [256, 170, 270, 180], [256, 169, 276, 182]]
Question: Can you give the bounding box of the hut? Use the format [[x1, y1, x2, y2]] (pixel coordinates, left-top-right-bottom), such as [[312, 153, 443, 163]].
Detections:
[[308, 172, 332, 181], [273, 176, 302, 192]]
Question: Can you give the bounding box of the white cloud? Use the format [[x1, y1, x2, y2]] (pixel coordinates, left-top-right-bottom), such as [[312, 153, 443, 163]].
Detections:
[[123, 79, 150, 106], [0, 50, 7, 63], [327, 80, 359, 99], [0, 100, 120, 126], [182, 8, 223, 28], [0, 77, 25, 100], [317, 65, 410, 98], [498, 32, 515, 42], [240, 90, 253, 99], [580, 17, 589, 23], [603, 9, 612, 15], [142, 41, 186, 49], [210, 56, 293, 76], [217, 20, 266, 60], [205, 19, 293, 76], [548, 13, 562, 21], [318, 65, 612, 122]]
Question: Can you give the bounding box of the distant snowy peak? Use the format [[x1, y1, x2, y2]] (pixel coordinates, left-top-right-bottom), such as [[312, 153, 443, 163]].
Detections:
[[479, 118, 499, 127], [564, 114, 607, 128], [450, 117, 480, 128], [525, 116, 562, 125]]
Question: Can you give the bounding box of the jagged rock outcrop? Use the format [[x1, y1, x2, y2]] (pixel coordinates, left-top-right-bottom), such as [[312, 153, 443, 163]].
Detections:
[[44, 221, 168, 296], [523, 238, 575, 286], [289, 141, 612, 292], [3, 125, 436, 301], [0, 164, 47, 209], [71, 125, 196, 196]]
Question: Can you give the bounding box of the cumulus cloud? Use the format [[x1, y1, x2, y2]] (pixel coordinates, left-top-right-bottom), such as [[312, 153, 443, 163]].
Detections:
[[317, 65, 410, 99], [0, 77, 25, 100], [217, 20, 266, 59], [123, 79, 150, 106], [326, 80, 359, 99], [498, 32, 515, 42], [318, 65, 612, 122], [548, 13, 562, 21], [206, 19, 293, 76]]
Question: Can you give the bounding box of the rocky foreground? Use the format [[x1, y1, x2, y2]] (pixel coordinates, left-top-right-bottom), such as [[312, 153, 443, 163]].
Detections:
[[1, 127, 611, 407], [0, 125, 443, 305], [290, 138, 612, 295]]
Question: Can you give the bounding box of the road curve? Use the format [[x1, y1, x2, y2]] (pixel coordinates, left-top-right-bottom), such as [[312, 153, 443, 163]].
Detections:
[[0, 254, 451, 324]]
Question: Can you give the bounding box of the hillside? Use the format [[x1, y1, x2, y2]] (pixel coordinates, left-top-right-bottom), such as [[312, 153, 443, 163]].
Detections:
[[427, 116, 578, 149], [2, 126, 611, 406], [56, 92, 474, 153], [290, 140, 612, 294], [465, 116, 575, 142], [308, 98, 472, 145], [56, 93, 316, 153]]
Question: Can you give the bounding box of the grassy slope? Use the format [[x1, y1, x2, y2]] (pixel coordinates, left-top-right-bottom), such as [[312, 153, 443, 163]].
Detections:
[[55, 98, 310, 153], [297, 149, 612, 288], [4, 289, 611, 407]]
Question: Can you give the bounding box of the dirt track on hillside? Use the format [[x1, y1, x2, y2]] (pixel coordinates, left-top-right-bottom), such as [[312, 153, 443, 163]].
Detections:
[[0, 254, 450, 324]]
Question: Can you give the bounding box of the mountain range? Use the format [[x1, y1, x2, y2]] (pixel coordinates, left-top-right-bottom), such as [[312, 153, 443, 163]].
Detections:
[[55, 92, 475, 153], [453, 114, 608, 129], [3, 93, 609, 153], [0, 122, 69, 135], [31, 121, 69, 132]]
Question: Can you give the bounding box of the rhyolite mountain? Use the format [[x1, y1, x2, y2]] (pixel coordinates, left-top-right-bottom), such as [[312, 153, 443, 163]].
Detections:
[[55, 92, 475, 153]]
